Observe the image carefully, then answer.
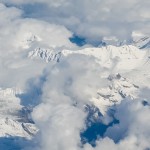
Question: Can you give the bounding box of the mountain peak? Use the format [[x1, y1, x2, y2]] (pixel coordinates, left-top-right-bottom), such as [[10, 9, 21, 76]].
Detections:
[[132, 31, 150, 49]]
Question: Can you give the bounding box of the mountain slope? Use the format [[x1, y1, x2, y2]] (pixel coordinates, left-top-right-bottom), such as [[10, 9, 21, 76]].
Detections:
[[0, 88, 38, 139], [0, 42, 150, 147]]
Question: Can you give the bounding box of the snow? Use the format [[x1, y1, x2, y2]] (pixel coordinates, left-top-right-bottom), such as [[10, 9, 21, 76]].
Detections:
[[0, 40, 150, 147], [28, 47, 61, 62], [0, 118, 37, 139], [29, 45, 147, 72], [26, 44, 150, 116], [62, 45, 147, 72], [90, 73, 140, 115], [0, 88, 38, 139], [132, 31, 150, 49]]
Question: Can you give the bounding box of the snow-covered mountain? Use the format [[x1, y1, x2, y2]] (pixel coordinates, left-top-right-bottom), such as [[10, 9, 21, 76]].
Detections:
[[1, 36, 150, 148], [132, 32, 150, 49], [0, 88, 38, 139], [90, 73, 140, 115], [28, 45, 149, 71], [28, 47, 61, 62]]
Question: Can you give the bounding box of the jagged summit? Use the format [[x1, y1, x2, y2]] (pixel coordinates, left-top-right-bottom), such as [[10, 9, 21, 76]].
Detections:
[[132, 31, 150, 49], [28, 47, 61, 62], [91, 73, 140, 115]]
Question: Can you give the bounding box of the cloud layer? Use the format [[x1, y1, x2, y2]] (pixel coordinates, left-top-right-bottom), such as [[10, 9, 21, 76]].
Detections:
[[0, 3, 75, 88], [2, 0, 150, 44], [0, 2, 150, 150]]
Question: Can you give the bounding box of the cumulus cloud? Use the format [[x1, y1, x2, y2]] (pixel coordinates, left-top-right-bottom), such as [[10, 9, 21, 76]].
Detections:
[[32, 104, 86, 150], [22, 54, 109, 150], [23, 53, 150, 150], [2, 0, 150, 44], [0, 2, 150, 150], [0, 3, 75, 88], [0, 3, 74, 54], [90, 98, 150, 150]]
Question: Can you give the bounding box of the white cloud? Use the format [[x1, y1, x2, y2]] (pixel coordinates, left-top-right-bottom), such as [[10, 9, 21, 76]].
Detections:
[[2, 0, 150, 43], [0, 4, 74, 54], [23, 52, 150, 150], [0, 2, 150, 150], [0, 3, 22, 24], [82, 98, 150, 150], [0, 3, 75, 88], [21, 54, 109, 150]]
